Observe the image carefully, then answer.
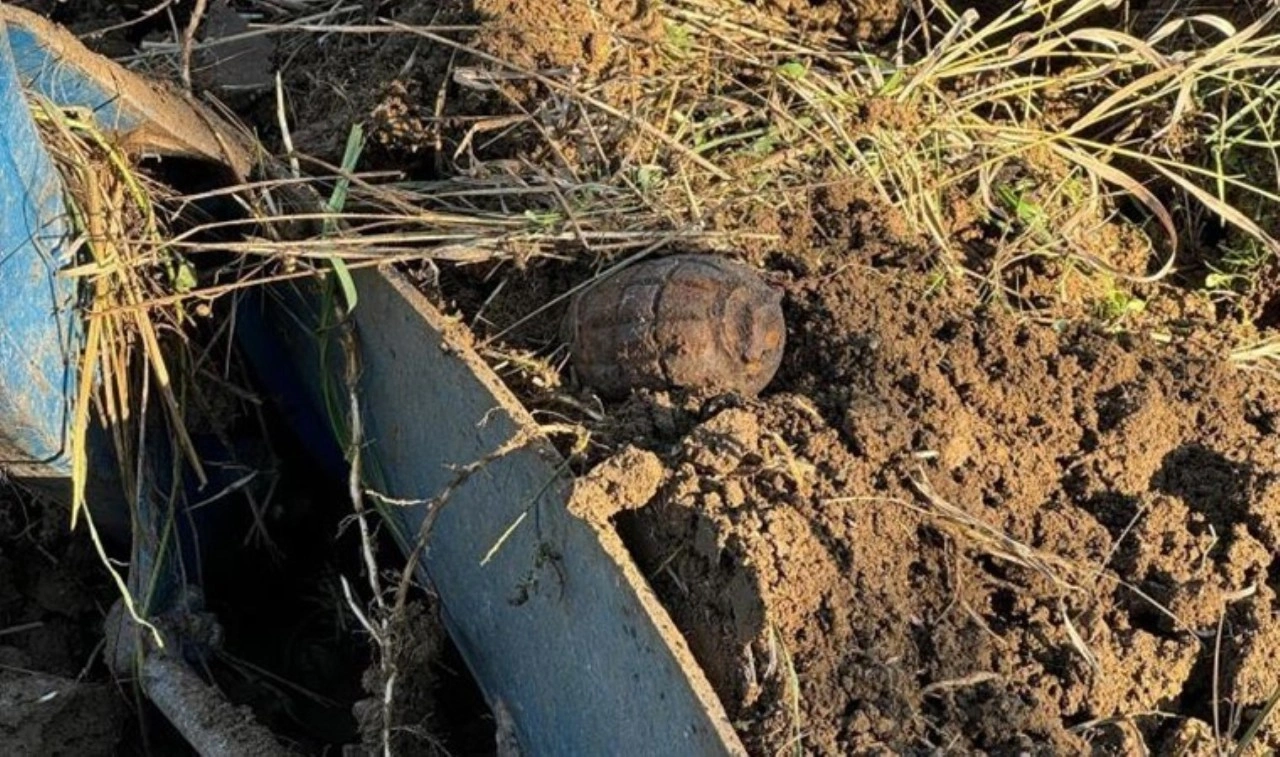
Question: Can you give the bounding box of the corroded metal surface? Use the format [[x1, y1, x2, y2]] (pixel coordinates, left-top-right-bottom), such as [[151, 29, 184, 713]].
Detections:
[[565, 255, 786, 398]]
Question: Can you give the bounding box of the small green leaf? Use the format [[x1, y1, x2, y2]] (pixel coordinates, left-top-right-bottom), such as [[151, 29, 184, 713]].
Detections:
[[664, 22, 693, 55], [330, 258, 358, 315], [749, 126, 781, 155], [173, 260, 197, 293], [876, 70, 905, 96], [1205, 272, 1236, 289], [636, 164, 664, 190], [778, 61, 807, 80]]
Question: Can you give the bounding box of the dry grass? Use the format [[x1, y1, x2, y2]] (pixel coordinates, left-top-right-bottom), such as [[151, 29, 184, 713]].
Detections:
[[77, 1, 1277, 350], [1231, 335, 1280, 374], [84, 0, 1277, 351], [183, 0, 1280, 381], [320, 0, 1280, 293], [30, 98, 194, 646]]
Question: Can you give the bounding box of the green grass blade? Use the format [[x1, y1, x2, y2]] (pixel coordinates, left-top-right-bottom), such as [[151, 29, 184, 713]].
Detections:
[[325, 124, 365, 313], [1232, 683, 1280, 757]]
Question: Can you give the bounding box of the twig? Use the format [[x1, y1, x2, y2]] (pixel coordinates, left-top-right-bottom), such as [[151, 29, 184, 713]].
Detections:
[[921, 671, 1003, 696], [180, 0, 211, 91], [275, 72, 301, 178], [141, 650, 298, 756], [84, 0, 176, 39], [1213, 607, 1226, 755], [392, 430, 535, 613], [908, 469, 1083, 594]]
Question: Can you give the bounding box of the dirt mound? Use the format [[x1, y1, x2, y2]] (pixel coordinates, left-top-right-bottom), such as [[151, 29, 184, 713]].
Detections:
[[0, 490, 129, 755], [607, 263, 1280, 754]]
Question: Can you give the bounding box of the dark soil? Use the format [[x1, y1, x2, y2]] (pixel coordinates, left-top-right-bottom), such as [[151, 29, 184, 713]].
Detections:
[[0, 488, 126, 756]]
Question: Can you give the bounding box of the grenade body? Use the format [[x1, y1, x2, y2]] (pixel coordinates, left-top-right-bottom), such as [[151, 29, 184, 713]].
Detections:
[[564, 255, 786, 398]]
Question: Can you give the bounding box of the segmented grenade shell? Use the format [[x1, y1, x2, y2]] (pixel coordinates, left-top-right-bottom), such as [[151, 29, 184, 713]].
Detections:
[[564, 255, 786, 398]]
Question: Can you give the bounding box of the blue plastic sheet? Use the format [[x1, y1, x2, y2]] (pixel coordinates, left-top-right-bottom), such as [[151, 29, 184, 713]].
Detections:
[[0, 13, 241, 607], [0, 22, 79, 473]]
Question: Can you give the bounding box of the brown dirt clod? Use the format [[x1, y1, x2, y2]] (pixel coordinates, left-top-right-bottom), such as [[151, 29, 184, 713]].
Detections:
[[609, 260, 1280, 754]]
